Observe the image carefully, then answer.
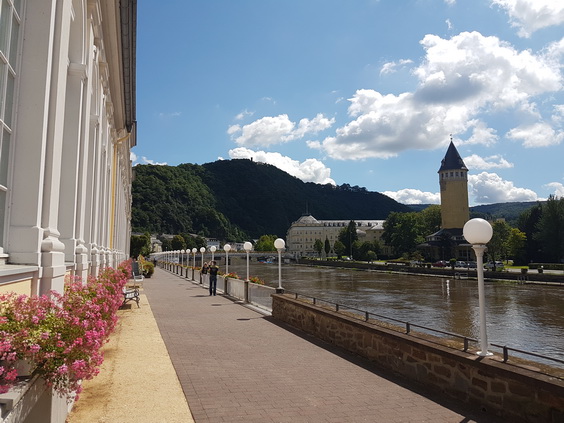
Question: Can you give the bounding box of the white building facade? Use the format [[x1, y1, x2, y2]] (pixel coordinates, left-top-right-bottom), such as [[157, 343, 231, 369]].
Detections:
[[0, 0, 136, 421], [286, 215, 390, 257]]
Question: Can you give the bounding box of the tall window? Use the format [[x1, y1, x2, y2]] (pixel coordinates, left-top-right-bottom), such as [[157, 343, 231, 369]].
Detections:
[[0, 0, 22, 249]]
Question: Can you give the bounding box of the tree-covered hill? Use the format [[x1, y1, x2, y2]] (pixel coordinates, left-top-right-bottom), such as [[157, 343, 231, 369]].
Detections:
[[132, 159, 411, 239], [408, 201, 541, 225]]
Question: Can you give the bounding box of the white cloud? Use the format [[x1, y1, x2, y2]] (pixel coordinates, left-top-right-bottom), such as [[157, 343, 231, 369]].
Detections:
[[139, 156, 167, 166], [545, 182, 564, 197], [469, 172, 538, 204], [463, 154, 514, 169], [130, 151, 137, 163], [235, 109, 254, 120], [491, 0, 564, 37], [382, 189, 440, 204], [314, 31, 562, 160], [228, 147, 336, 185], [506, 122, 564, 147], [446, 19, 453, 31], [228, 114, 335, 147], [380, 59, 413, 75]]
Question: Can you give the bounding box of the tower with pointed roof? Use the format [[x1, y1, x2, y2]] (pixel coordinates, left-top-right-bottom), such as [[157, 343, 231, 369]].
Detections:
[[439, 140, 469, 229]]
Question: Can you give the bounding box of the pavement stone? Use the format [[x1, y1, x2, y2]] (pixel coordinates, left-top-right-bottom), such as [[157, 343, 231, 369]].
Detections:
[[143, 267, 503, 423]]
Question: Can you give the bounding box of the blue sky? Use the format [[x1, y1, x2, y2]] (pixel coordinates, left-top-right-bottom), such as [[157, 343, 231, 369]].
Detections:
[[134, 0, 564, 206]]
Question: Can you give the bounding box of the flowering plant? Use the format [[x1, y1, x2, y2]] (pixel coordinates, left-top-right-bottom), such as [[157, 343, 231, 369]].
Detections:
[[223, 272, 239, 279], [249, 276, 265, 285], [0, 260, 130, 399]]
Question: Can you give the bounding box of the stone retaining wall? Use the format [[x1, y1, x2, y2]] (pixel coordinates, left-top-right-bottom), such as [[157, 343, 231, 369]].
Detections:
[[271, 294, 564, 423]]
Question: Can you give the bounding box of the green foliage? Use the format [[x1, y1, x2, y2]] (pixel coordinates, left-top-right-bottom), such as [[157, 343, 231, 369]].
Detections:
[[130, 233, 151, 257], [488, 220, 512, 263], [517, 202, 543, 262], [338, 221, 359, 258], [471, 201, 543, 226], [355, 241, 380, 262], [507, 227, 527, 265], [382, 212, 426, 257], [313, 239, 324, 257], [324, 237, 331, 255], [333, 240, 346, 259], [420, 205, 441, 235], [255, 235, 277, 252], [132, 160, 410, 239], [534, 195, 564, 263], [171, 234, 186, 251]]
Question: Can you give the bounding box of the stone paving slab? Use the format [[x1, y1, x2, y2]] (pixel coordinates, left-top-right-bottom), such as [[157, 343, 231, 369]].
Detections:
[[145, 268, 501, 423]]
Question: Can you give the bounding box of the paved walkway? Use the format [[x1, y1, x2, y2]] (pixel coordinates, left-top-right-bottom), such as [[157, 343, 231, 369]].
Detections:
[[142, 267, 500, 423]]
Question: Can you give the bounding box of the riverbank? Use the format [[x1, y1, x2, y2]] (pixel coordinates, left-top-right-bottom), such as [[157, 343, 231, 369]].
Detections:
[[297, 258, 564, 286]]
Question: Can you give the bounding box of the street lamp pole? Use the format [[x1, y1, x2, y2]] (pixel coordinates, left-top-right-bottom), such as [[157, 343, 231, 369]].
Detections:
[[244, 241, 252, 281], [181, 249, 185, 277], [210, 245, 216, 262], [191, 248, 197, 280], [200, 247, 206, 284], [274, 238, 285, 293], [223, 244, 231, 275], [463, 218, 494, 357]]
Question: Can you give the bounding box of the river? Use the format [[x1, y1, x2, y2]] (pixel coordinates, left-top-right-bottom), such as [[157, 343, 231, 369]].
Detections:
[[226, 259, 564, 363]]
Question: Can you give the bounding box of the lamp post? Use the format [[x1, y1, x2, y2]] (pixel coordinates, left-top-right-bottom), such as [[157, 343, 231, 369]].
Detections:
[[181, 249, 185, 277], [223, 244, 231, 275], [463, 218, 494, 357], [200, 247, 206, 267], [192, 248, 197, 280], [244, 241, 252, 281], [274, 238, 285, 293], [210, 245, 216, 262], [200, 247, 206, 285]]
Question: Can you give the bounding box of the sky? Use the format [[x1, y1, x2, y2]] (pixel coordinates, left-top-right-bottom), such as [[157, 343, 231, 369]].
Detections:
[[134, 0, 564, 206]]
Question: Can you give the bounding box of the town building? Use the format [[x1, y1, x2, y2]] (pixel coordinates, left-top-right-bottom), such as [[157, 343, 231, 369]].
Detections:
[[419, 141, 473, 261], [286, 214, 390, 257], [0, 1, 136, 421]]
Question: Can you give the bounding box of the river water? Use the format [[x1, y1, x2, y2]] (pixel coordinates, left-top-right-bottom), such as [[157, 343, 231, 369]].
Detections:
[[226, 259, 564, 363]]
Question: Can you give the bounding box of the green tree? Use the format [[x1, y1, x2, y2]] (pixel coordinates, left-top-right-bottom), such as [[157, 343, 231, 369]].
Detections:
[[420, 205, 442, 235], [507, 227, 527, 265], [333, 240, 346, 259], [535, 195, 564, 263], [130, 233, 151, 258], [324, 237, 331, 257], [160, 237, 172, 251], [517, 202, 543, 263], [356, 241, 380, 261], [313, 239, 324, 258], [488, 220, 511, 266], [338, 221, 358, 258], [382, 212, 425, 257], [255, 235, 277, 252], [171, 234, 187, 251]]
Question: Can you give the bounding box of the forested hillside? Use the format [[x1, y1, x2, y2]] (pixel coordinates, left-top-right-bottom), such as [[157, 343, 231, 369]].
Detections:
[[131, 159, 411, 239]]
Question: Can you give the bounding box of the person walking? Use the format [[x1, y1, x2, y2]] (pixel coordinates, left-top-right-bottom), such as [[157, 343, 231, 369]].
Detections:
[[209, 261, 219, 296], [201, 261, 209, 285]]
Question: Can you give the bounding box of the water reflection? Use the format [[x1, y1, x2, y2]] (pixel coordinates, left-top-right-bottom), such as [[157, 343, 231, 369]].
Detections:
[[227, 260, 564, 361]]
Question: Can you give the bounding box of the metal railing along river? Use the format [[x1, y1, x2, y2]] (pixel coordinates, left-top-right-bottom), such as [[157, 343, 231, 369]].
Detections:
[[163, 262, 564, 378]]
